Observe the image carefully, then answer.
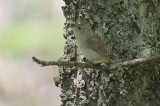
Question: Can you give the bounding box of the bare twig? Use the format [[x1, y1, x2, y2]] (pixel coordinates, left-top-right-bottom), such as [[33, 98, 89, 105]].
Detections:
[[32, 57, 95, 68], [109, 55, 160, 69], [32, 55, 160, 70]]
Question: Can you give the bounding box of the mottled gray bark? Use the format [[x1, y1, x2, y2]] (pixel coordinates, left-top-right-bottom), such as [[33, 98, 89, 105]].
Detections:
[[55, 0, 160, 106]]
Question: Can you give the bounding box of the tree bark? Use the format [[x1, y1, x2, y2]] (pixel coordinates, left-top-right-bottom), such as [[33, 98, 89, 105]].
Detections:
[[56, 0, 160, 105]]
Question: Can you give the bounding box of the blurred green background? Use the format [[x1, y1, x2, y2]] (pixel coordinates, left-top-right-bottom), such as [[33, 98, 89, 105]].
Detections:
[[0, 0, 65, 106]]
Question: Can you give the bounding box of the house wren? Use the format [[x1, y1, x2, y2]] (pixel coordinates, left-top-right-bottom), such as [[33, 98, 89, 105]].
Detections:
[[71, 24, 116, 64]]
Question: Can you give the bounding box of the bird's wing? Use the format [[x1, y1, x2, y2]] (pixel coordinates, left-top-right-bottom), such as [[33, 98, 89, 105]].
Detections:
[[86, 35, 115, 59]]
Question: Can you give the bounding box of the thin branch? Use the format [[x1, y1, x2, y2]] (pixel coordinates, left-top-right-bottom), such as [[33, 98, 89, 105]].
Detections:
[[32, 55, 160, 70], [110, 55, 160, 69], [32, 57, 95, 68]]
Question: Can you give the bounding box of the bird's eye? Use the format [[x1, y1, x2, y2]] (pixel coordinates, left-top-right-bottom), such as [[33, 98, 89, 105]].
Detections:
[[78, 26, 82, 29]]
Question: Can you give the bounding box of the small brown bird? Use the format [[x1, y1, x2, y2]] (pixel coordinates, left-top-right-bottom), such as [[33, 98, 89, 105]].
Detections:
[[71, 23, 116, 64]]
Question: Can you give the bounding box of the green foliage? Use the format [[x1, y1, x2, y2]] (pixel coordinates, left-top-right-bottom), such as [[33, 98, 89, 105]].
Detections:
[[0, 20, 65, 57]]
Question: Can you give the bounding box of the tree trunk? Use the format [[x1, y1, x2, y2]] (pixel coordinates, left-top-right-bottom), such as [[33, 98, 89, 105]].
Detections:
[[56, 0, 160, 105]]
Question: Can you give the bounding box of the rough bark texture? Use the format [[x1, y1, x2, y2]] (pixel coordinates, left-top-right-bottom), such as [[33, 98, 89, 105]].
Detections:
[[55, 0, 160, 106]]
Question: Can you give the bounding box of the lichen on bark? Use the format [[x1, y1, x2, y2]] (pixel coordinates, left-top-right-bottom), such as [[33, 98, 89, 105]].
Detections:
[[56, 0, 160, 106]]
